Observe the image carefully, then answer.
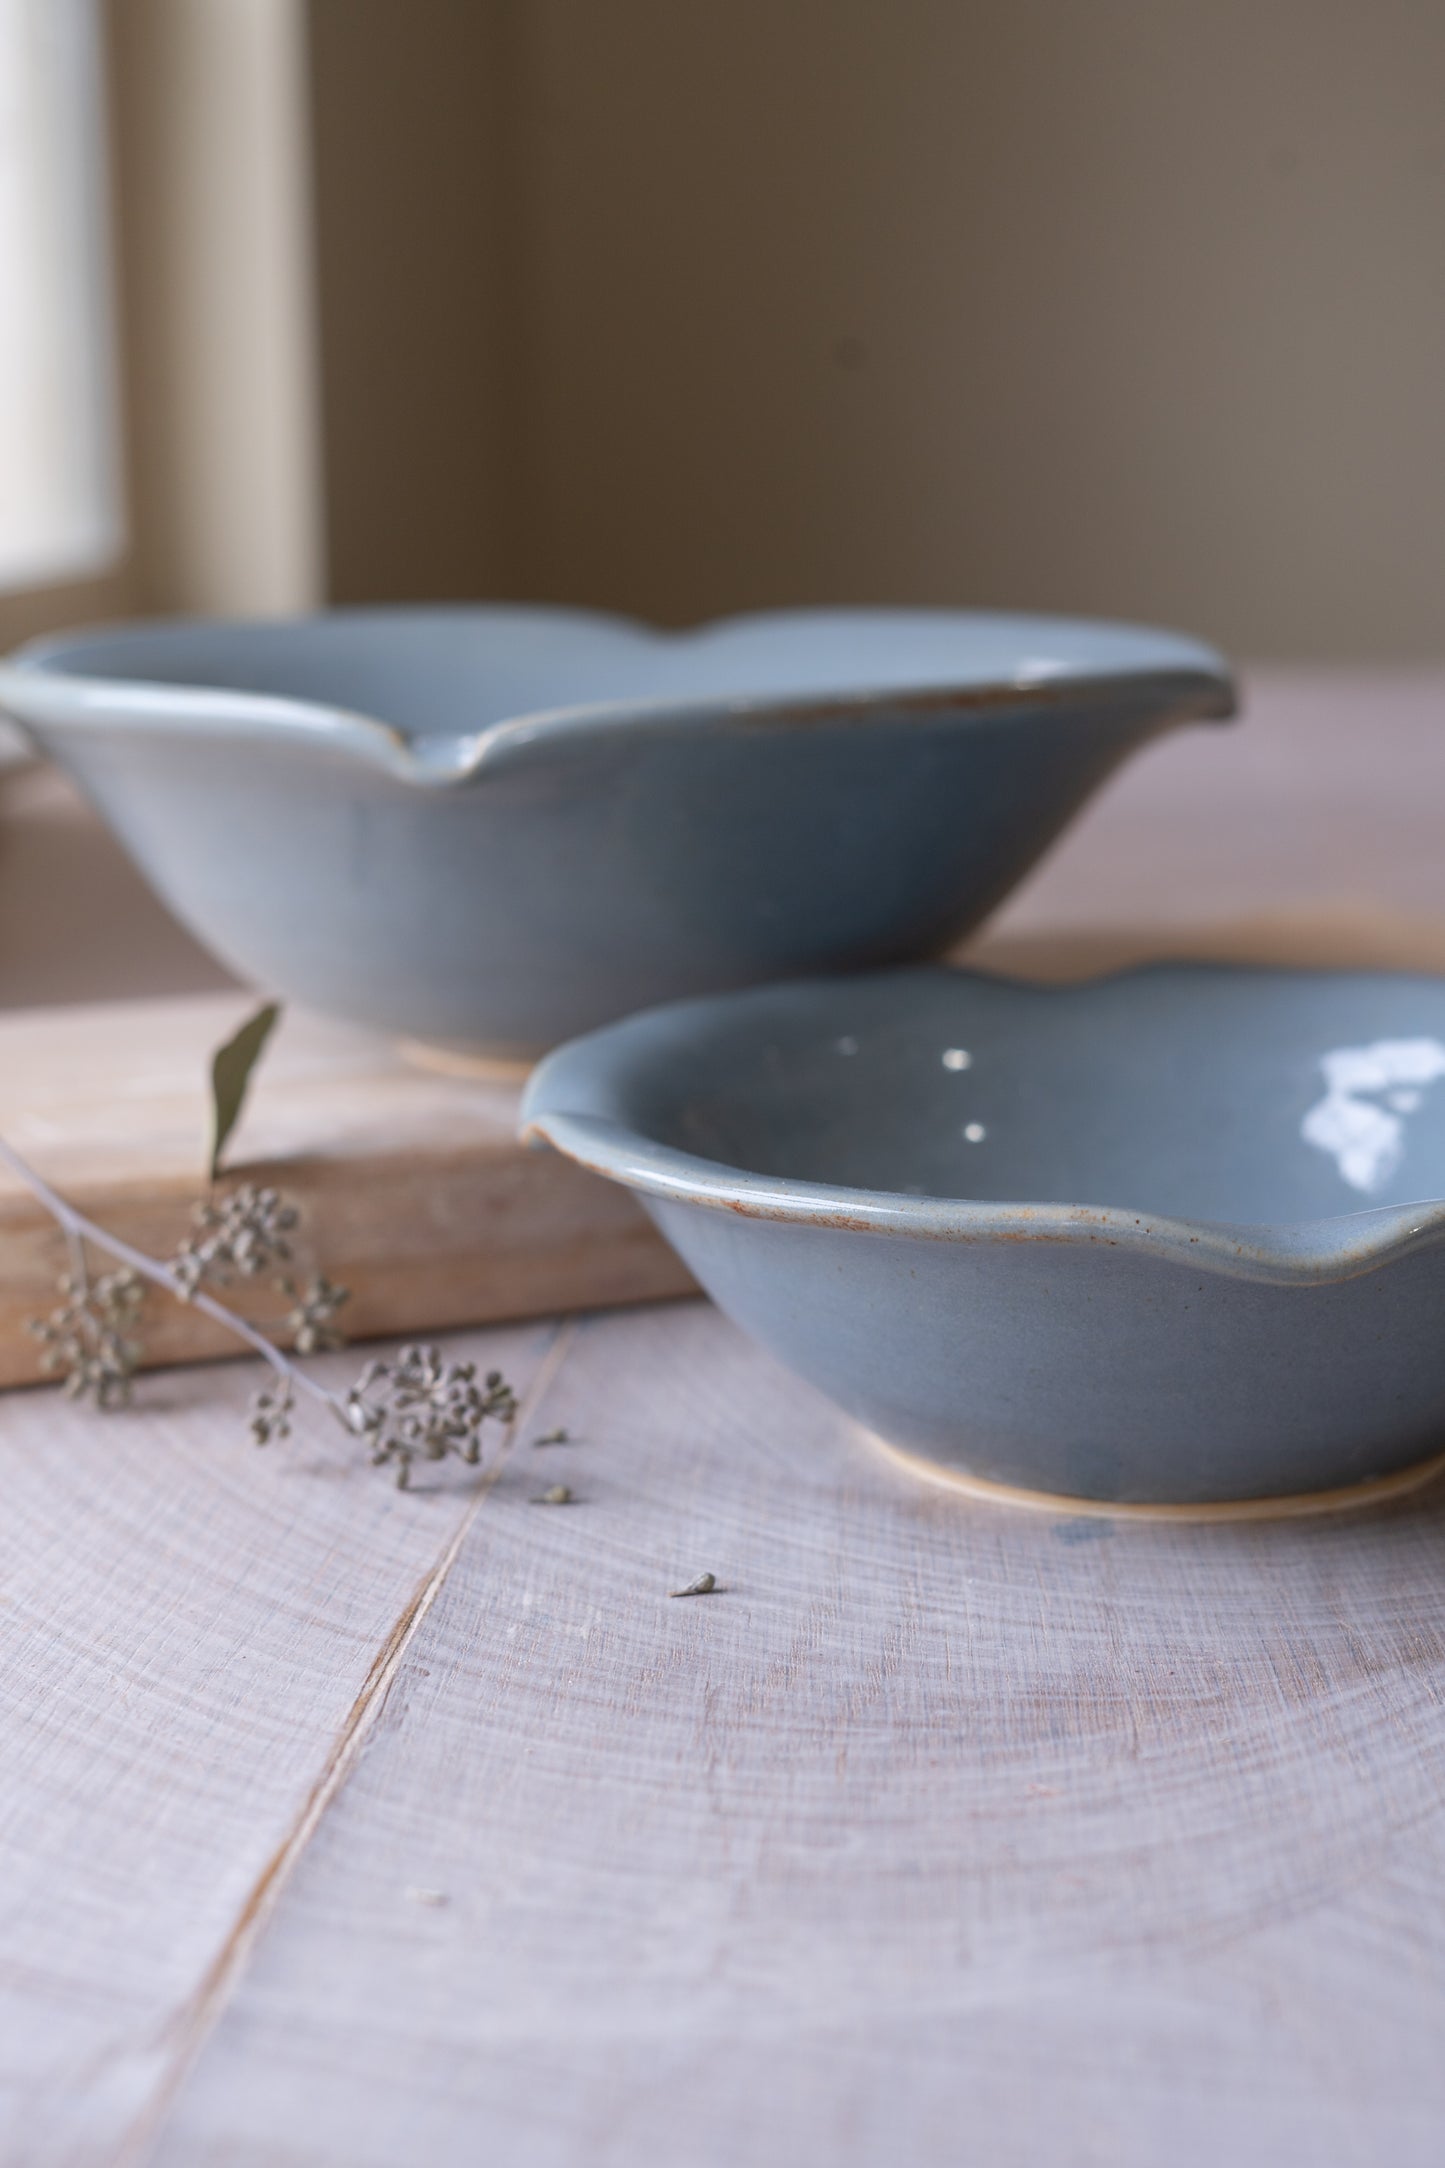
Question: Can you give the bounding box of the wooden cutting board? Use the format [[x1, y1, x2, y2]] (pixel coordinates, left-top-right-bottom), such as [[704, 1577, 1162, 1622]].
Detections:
[[0, 994, 697, 1386]]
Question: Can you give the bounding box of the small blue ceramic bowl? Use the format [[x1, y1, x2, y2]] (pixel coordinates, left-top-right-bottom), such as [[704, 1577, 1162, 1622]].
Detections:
[[522, 963, 1445, 1509], [0, 606, 1231, 1059]]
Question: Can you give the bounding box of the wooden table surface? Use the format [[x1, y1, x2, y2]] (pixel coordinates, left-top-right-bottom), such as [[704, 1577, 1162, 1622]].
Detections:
[[4, 669, 1445, 2166]]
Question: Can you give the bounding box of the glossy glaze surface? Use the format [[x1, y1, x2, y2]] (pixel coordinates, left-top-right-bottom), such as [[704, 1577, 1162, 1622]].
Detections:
[[522, 964, 1445, 1504], [0, 606, 1232, 1056]]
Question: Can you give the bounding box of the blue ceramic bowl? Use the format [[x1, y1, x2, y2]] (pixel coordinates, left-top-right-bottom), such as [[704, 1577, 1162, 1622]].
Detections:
[[522, 964, 1445, 1508], [0, 606, 1231, 1059]]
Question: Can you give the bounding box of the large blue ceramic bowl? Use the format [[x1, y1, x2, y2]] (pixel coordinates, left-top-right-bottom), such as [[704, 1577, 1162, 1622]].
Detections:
[[0, 606, 1231, 1058], [522, 964, 1445, 1508]]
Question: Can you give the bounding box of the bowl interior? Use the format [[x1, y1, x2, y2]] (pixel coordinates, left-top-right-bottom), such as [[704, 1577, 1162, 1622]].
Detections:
[[628, 967, 1445, 1226], [22, 605, 1221, 739]]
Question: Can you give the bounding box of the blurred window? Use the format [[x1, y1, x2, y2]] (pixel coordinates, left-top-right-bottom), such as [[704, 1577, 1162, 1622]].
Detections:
[[0, 0, 119, 592]]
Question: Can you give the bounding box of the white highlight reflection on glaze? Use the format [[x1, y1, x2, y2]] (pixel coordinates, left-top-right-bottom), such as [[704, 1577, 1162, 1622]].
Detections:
[[963, 1122, 986, 1143], [1302, 1038, 1445, 1193], [942, 1047, 972, 1070]]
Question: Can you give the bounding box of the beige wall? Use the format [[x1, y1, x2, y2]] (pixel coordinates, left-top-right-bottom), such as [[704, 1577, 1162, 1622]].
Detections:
[[313, 1, 1445, 659], [307, 0, 512, 603], [112, 0, 322, 618]]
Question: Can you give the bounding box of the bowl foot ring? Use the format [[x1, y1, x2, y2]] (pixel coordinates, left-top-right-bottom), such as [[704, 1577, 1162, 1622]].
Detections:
[[397, 1038, 534, 1084], [870, 1435, 1445, 1523]]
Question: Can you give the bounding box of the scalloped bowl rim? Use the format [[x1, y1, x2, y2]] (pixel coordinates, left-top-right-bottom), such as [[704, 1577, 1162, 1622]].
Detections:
[[0, 604, 1234, 789], [520, 963, 1445, 1287]]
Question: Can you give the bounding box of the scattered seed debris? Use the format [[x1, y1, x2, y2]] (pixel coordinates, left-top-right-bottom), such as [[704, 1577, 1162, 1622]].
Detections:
[[533, 1483, 574, 1505], [669, 1572, 717, 1598], [533, 1427, 575, 1447], [405, 1887, 448, 1908]]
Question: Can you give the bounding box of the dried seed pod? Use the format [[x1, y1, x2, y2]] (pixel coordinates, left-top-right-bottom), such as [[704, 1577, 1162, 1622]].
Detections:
[[171, 1182, 298, 1296], [250, 1376, 295, 1445], [345, 1345, 518, 1486], [26, 1263, 146, 1408], [279, 1272, 351, 1355]]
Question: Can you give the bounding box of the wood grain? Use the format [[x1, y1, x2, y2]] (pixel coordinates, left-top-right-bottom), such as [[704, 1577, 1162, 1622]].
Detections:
[[0, 1304, 1438, 2166], [159, 1310, 1445, 2168], [0, 995, 694, 1386], [0, 1316, 570, 2165]]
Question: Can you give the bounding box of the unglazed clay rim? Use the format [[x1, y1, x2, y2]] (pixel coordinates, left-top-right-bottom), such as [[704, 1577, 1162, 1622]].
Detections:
[[870, 1433, 1445, 1522]]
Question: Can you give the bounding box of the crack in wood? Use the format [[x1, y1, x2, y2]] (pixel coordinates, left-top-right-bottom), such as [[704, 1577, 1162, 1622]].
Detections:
[[113, 1316, 580, 2167]]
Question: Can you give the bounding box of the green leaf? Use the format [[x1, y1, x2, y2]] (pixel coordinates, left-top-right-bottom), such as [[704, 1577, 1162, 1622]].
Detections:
[[208, 1002, 281, 1181]]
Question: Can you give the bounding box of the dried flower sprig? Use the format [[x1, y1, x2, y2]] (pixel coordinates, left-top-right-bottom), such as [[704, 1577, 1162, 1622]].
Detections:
[[3, 1133, 324, 1392], [1, 1135, 515, 1489], [5, 1003, 518, 1489]]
